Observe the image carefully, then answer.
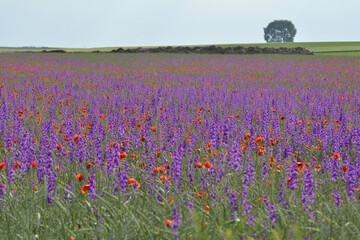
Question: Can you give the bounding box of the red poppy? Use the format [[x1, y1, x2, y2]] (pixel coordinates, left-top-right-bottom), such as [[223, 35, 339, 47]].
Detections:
[[160, 175, 171, 184], [244, 133, 251, 140], [269, 155, 275, 166], [203, 222, 208, 231], [14, 161, 21, 170], [315, 165, 321, 171], [82, 184, 90, 194], [13, 139, 19, 144], [258, 149, 265, 156], [128, 178, 136, 185], [85, 161, 94, 168], [140, 161, 146, 169], [241, 145, 247, 153], [56, 145, 61, 150], [255, 137, 265, 146], [0, 162, 7, 170], [31, 162, 37, 168], [270, 161, 274, 167], [76, 174, 85, 182], [296, 162, 306, 172], [128, 178, 141, 188], [332, 153, 341, 160], [195, 192, 208, 199], [141, 136, 146, 142], [196, 162, 203, 168], [153, 167, 166, 175], [164, 220, 174, 228], [99, 114, 105, 119], [204, 162, 213, 169], [120, 152, 127, 160], [287, 177, 291, 186], [343, 166, 349, 173], [73, 135, 80, 145], [33, 186, 38, 193], [151, 127, 157, 132], [205, 205, 210, 213]]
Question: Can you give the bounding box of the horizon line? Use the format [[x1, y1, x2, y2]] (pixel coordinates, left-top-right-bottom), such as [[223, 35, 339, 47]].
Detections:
[[1, 41, 360, 49]]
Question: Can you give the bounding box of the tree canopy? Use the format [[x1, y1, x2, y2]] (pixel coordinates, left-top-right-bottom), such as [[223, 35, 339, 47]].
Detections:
[[263, 20, 297, 43]]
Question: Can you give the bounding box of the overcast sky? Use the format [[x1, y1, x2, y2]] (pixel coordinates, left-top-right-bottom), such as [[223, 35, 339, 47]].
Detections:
[[1, 0, 359, 48]]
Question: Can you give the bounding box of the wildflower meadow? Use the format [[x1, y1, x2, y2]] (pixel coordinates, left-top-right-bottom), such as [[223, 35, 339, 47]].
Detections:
[[0, 53, 360, 239]]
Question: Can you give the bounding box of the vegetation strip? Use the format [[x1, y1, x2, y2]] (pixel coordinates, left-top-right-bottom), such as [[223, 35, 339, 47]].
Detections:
[[39, 46, 314, 55], [314, 50, 360, 53]]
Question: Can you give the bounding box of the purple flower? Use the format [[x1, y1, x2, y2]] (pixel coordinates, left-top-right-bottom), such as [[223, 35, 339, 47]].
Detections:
[[289, 158, 298, 191]]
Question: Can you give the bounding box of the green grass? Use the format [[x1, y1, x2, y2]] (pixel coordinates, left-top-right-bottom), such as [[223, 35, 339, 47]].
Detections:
[[214, 42, 360, 53], [1, 42, 360, 56]]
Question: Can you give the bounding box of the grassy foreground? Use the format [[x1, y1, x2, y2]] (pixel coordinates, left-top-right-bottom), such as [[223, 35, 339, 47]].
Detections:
[[1, 42, 360, 56]]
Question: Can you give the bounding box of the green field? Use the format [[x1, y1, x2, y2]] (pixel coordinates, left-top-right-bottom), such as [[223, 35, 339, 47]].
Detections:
[[215, 42, 360, 55], [1, 42, 360, 56]]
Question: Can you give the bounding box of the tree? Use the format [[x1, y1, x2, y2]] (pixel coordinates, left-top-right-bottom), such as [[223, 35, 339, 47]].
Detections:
[[263, 20, 297, 43]]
